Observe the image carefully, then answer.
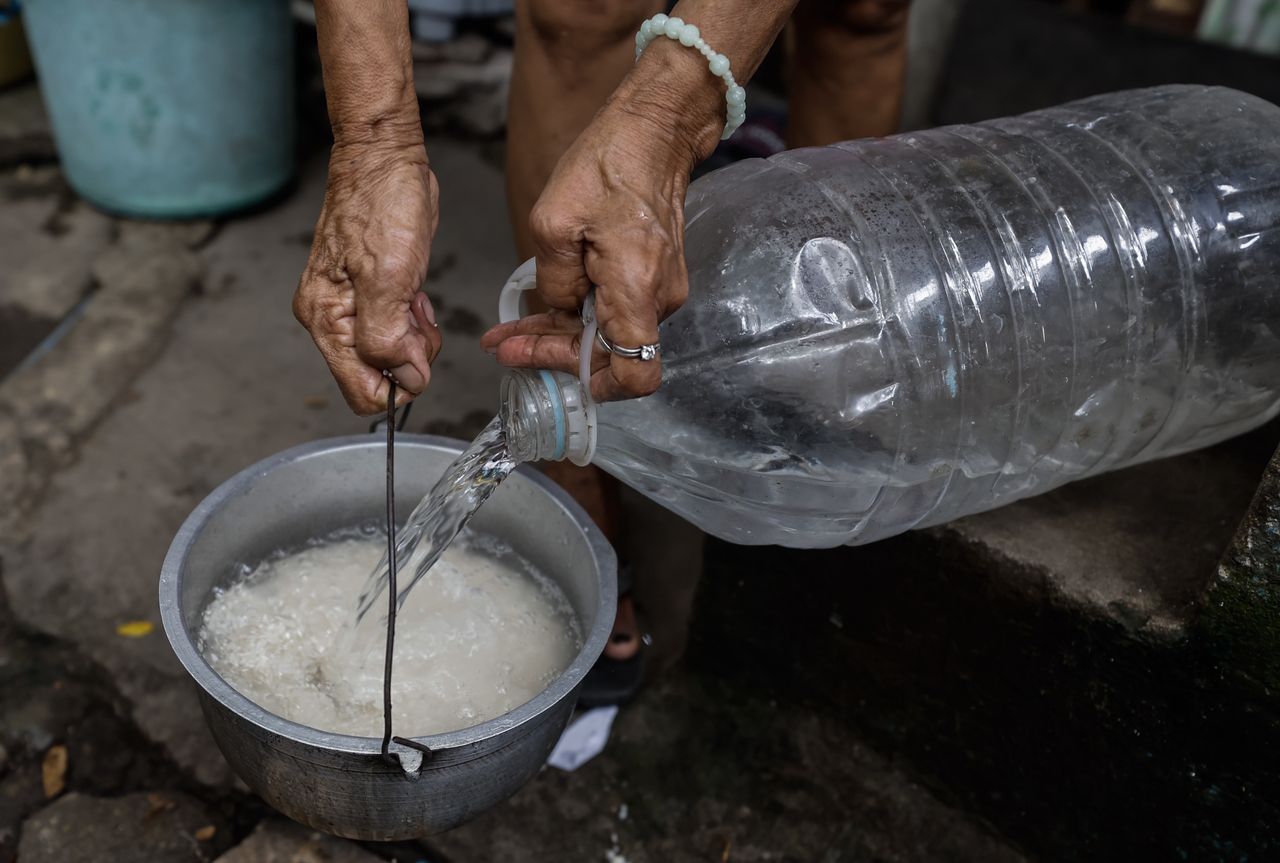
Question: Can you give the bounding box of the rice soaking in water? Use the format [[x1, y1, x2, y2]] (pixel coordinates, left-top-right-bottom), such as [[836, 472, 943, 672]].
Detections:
[[198, 528, 582, 737]]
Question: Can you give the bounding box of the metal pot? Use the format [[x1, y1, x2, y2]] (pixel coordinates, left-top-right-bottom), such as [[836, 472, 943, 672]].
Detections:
[[159, 435, 616, 840]]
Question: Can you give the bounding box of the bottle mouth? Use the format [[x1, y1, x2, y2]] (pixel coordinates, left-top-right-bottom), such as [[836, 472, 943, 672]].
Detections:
[[499, 369, 594, 465], [499, 371, 554, 462]]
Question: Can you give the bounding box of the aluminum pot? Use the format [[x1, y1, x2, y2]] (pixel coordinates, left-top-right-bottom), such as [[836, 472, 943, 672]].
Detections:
[[159, 435, 616, 840]]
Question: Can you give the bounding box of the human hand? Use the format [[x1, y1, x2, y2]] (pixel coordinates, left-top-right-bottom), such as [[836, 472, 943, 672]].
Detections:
[[481, 97, 704, 402], [294, 141, 442, 415]]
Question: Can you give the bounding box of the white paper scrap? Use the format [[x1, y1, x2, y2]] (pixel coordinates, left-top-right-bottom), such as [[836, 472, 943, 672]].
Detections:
[[546, 705, 619, 771]]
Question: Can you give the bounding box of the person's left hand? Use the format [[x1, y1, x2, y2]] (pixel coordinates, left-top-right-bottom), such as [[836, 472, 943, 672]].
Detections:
[[481, 99, 702, 402]]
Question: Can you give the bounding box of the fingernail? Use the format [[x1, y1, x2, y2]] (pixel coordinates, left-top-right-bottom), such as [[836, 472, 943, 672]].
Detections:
[[484, 344, 497, 356], [420, 294, 437, 326]]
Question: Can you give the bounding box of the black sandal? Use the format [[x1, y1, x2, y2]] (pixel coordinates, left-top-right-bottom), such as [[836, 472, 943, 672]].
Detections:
[[578, 563, 646, 708]]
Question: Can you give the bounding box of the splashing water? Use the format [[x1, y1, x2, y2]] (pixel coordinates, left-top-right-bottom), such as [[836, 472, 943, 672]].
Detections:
[[342, 415, 518, 659]]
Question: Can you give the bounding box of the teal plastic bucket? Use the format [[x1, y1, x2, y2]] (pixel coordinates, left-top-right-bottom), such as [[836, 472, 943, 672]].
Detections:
[[22, 0, 294, 218]]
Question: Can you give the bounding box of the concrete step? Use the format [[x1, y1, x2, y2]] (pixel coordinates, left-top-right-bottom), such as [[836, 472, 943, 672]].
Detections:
[[941, 419, 1280, 639], [696, 420, 1280, 861]]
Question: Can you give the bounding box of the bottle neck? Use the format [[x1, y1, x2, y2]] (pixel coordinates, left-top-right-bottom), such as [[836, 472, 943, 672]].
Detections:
[[499, 370, 595, 465]]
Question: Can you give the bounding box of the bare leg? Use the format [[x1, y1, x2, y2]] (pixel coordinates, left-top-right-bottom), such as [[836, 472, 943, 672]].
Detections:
[[788, 0, 913, 148], [506, 0, 665, 259], [506, 0, 662, 660]]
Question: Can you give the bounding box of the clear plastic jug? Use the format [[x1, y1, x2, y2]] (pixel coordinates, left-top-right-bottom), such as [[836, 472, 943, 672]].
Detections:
[[499, 85, 1280, 547]]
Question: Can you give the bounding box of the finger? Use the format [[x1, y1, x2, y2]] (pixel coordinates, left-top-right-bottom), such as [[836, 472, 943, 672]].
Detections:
[[481, 310, 585, 352], [412, 291, 437, 329], [296, 276, 383, 415], [373, 372, 420, 410], [387, 360, 426, 395], [313, 337, 416, 416], [315, 337, 392, 416], [412, 292, 443, 365], [592, 280, 664, 401], [480, 322, 515, 354], [355, 297, 440, 389], [493, 330, 612, 374], [591, 353, 662, 402], [422, 318, 443, 367], [392, 321, 441, 397], [530, 201, 591, 311], [658, 254, 691, 322], [590, 304, 664, 401]]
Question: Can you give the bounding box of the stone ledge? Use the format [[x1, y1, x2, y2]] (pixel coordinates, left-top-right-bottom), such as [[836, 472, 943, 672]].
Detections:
[[215, 819, 382, 863], [1197, 438, 1280, 692], [695, 423, 1280, 860], [937, 418, 1280, 639], [0, 220, 207, 543], [17, 791, 230, 863]]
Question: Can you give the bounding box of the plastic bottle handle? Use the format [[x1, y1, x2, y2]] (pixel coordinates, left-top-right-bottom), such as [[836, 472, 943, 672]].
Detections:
[[498, 257, 538, 324]]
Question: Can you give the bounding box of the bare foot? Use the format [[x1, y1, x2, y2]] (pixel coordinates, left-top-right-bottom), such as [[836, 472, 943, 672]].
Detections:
[[605, 595, 641, 661]]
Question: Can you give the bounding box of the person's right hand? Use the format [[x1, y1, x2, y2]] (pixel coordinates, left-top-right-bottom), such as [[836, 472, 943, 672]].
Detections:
[[293, 141, 442, 416]]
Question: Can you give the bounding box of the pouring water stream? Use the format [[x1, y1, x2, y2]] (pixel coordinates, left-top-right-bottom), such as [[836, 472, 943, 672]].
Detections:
[[339, 415, 518, 662]]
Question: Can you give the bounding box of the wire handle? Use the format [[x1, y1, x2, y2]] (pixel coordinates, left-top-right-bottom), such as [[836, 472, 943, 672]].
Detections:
[[498, 257, 538, 324], [380, 377, 398, 759], [379, 377, 433, 768]]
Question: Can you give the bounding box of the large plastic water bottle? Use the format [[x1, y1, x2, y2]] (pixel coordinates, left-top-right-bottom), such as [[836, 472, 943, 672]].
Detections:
[[498, 86, 1280, 548]]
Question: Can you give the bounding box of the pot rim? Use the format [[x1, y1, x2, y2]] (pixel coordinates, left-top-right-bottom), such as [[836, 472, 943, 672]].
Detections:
[[159, 433, 617, 759]]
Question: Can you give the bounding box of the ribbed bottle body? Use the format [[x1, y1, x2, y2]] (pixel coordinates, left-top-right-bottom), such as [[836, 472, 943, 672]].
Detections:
[[581, 86, 1280, 546]]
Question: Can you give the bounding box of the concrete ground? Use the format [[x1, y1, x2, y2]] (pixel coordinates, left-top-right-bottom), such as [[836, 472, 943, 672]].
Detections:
[[0, 100, 1022, 860], [6, 3, 1277, 856]]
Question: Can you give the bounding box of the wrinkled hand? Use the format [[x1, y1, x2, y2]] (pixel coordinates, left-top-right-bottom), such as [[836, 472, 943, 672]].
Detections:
[[481, 103, 698, 401], [294, 142, 442, 415]]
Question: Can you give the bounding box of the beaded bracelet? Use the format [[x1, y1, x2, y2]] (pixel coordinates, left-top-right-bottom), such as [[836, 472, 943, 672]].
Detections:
[[634, 13, 746, 141]]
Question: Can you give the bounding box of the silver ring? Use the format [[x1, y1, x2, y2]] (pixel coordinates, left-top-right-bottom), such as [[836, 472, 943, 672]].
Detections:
[[595, 329, 660, 361]]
